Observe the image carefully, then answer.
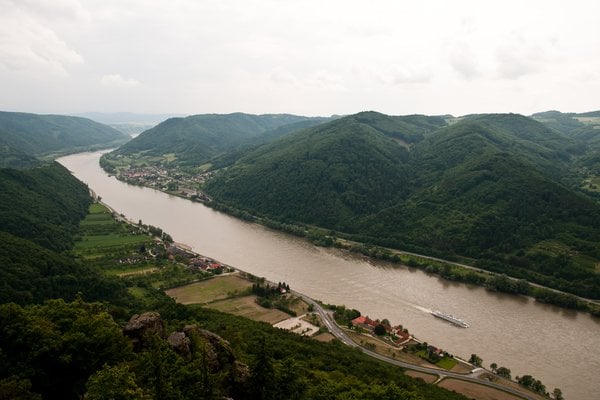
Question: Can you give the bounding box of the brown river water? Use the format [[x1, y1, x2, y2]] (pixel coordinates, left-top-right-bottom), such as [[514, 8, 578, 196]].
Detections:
[[58, 151, 600, 399]]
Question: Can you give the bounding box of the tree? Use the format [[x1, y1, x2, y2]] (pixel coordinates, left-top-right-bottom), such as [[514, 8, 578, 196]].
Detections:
[[85, 364, 146, 400], [0, 376, 41, 400], [249, 336, 275, 400], [374, 324, 386, 336], [135, 335, 183, 400], [490, 362, 497, 373], [552, 388, 564, 400], [496, 367, 511, 379], [468, 353, 483, 367]]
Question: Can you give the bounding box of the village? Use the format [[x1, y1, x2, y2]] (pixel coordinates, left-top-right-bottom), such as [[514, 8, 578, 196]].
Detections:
[[117, 165, 213, 202]]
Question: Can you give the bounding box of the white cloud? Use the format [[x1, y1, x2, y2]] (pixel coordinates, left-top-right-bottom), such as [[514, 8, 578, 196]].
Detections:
[[8, 0, 90, 22], [101, 74, 141, 88], [0, 0, 84, 75], [495, 36, 549, 80], [387, 67, 432, 85], [448, 43, 481, 81], [1, 0, 600, 115], [269, 68, 298, 85]]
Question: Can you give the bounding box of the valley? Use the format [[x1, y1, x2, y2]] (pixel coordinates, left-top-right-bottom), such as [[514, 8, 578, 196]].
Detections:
[[59, 150, 600, 399]]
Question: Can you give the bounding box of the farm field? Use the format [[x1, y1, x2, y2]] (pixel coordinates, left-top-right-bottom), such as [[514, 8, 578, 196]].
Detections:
[[164, 274, 252, 304], [74, 203, 152, 260], [206, 295, 290, 324]]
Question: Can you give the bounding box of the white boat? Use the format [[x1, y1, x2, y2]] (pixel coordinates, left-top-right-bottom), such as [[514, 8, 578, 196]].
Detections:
[[431, 310, 469, 328]]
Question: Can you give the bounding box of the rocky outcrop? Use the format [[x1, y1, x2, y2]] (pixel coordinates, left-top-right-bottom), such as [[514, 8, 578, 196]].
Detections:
[[123, 312, 165, 349], [183, 325, 236, 370], [123, 313, 250, 389], [167, 331, 191, 360]]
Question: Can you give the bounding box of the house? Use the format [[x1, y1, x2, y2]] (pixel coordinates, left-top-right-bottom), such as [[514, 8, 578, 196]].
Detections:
[[391, 325, 410, 341], [351, 316, 378, 331]]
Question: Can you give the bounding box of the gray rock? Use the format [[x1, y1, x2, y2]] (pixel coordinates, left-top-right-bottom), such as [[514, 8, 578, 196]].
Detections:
[[168, 331, 191, 360], [123, 312, 166, 348]]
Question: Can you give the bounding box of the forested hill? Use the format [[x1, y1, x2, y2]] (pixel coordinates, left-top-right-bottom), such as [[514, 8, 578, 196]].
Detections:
[[204, 112, 445, 230], [531, 110, 600, 175], [0, 111, 128, 158], [0, 163, 91, 251], [0, 162, 132, 306], [0, 142, 41, 168], [107, 112, 331, 167], [531, 109, 600, 143], [205, 112, 600, 299]]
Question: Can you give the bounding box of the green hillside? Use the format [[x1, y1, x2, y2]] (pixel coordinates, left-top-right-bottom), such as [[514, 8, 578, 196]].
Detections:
[[204, 112, 446, 230], [0, 111, 128, 158], [532, 110, 600, 191], [106, 113, 329, 168], [532, 110, 599, 143], [0, 163, 92, 251], [0, 142, 41, 168], [0, 163, 131, 306], [205, 112, 600, 298]]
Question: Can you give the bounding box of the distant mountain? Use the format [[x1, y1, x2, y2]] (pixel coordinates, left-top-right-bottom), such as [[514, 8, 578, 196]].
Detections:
[[0, 111, 128, 158], [418, 113, 580, 180], [532, 110, 599, 142], [74, 112, 185, 125], [532, 110, 600, 176], [205, 112, 600, 298], [107, 112, 331, 167], [576, 110, 600, 118]]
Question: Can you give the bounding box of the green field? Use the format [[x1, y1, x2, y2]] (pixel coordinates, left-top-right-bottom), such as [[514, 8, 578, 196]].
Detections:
[[165, 274, 252, 304], [74, 203, 152, 262], [416, 350, 458, 370]]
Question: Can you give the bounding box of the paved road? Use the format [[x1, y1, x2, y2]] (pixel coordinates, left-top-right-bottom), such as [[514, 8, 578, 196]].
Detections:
[[292, 290, 539, 400]]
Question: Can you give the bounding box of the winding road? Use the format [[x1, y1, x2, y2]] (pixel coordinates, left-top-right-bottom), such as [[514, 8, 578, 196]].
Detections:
[[292, 290, 540, 400]]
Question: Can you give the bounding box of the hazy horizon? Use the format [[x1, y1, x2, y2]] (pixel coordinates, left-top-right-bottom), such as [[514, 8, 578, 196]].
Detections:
[[1, 1, 599, 117]]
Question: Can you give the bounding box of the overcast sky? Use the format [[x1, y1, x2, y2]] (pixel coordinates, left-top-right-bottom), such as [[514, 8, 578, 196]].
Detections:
[[1, 0, 599, 117]]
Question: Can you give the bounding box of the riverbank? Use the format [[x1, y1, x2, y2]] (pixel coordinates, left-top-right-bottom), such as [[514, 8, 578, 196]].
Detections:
[[100, 168, 600, 316]]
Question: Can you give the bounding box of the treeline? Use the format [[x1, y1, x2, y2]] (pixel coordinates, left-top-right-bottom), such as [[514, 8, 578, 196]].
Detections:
[[337, 242, 600, 315]]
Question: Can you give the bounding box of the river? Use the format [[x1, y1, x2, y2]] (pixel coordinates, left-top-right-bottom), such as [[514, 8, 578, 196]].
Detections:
[[58, 151, 599, 400]]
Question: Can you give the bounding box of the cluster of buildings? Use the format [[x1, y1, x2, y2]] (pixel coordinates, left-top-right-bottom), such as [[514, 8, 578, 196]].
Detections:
[[167, 243, 230, 273], [118, 166, 213, 202], [351, 315, 411, 344]]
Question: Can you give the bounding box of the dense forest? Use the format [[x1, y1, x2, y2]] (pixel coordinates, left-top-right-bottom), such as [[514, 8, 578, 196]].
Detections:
[[0, 151, 467, 399], [0, 111, 128, 158], [204, 112, 600, 299], [104, 112, 332, 168]]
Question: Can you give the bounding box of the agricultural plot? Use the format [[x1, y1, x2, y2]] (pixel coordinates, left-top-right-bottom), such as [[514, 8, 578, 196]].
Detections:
[[206, 296, 290, 324], [165, 274, 252, 304], [74, 203, 154, 269]]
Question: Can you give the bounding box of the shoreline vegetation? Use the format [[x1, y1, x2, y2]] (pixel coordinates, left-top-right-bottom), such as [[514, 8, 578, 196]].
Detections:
[[95, 197, 555, 400], [98, 160, 600, 316]]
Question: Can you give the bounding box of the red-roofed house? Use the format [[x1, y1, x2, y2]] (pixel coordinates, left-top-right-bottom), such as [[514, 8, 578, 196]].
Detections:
[[351, 316, 378, 331]]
